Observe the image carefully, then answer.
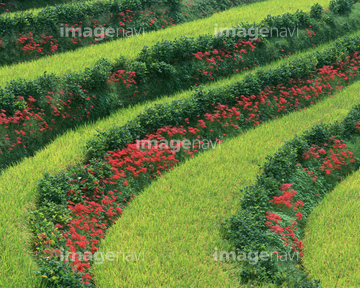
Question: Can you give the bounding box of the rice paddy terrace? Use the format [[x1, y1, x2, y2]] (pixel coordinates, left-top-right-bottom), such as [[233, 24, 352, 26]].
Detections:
[[1, 0, 360, 287]]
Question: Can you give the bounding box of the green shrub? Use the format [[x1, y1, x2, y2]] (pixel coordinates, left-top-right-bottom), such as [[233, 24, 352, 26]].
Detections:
[[329, 0, 354, 14], [35, 256, 89, 288], [342, 103, 360, 139], [310, 3, 324, 19]]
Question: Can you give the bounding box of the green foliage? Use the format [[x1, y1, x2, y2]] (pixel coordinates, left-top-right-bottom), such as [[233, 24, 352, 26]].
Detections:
[[261, 10, 312, 29], [30, 200, 71, 228], [34, 256, 89, 288], [342, 103, 360, 139], [0, 0, 158, 35], [330, 0, 354, 14], [310, 3, 324, 20], [0, 90, 27, 114]]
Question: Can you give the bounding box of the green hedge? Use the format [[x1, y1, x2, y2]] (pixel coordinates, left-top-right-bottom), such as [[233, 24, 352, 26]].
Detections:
[[220, 103, 360, 286], [0, 0, 74, 15], [0, 0, 174, 34]]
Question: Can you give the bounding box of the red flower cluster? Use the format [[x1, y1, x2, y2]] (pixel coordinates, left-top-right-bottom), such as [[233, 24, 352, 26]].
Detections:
[[108, 70, 137, 88], [107, 142, 179, 180], [265, 135, 358, 260], [116, 9, 176, 29], [53, 165, 131, 284], [270, 183, 299, 208], [107, 69, 142, 100], [15, 33, 58, 55], [302, 167, 317, 181], [34, 104, 250, 284], [306, 27, 316, 38], [191, 39, 261, 85], [203, 103, 241, 129], [0, 88, 95, 155], [303, 137, 356, 175], [265, 183, 305, 256]]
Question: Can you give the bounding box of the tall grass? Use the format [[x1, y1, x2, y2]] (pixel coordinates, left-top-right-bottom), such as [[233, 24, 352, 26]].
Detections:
[[93, 80, 360, 287], [0, 0, 332, 87], [302, 168, 360, 287]]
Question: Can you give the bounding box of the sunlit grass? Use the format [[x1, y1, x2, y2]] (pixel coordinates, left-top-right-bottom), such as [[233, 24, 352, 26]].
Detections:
[[0, 0, 332, 87], [302, 168, 360, 287]]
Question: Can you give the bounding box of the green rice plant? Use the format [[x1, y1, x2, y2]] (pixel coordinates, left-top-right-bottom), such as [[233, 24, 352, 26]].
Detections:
[[302, 162, 360, 287]]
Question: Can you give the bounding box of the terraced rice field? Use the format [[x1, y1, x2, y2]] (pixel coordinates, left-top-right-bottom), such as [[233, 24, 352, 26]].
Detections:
[[1, 0, 360, 287]]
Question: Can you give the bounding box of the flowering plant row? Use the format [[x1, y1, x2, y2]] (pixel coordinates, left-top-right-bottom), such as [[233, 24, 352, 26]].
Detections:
[[1, 6, 360, 173], [30, 48, 360, 286], [220, 105, 360, 286], [0, 0, 259, 66]]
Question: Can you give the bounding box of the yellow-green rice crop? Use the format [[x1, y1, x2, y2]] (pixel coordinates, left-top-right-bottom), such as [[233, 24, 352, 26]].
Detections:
[[302, 169, 360, 287]]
